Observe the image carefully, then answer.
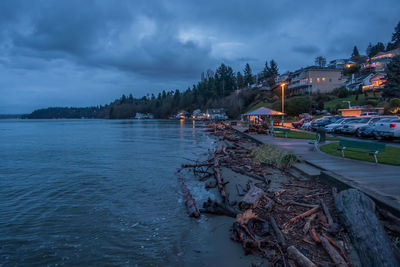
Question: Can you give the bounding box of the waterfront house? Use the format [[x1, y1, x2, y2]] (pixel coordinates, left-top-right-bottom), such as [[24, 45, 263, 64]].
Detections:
[[205, 108, 228, 120], [191, 109, 207, 119], [176, 110, 189, 119], [135, 113, 154, 119]]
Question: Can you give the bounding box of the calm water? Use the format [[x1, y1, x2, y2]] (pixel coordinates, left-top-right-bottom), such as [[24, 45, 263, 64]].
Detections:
[[0, 119, 252, 266]]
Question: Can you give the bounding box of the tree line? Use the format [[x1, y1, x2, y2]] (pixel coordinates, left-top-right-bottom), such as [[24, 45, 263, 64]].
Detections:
[[26, 59, 280, 119]]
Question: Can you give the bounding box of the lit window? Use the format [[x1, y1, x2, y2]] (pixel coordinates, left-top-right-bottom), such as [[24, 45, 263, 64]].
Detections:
[[317, 78, 320, 82], [322, 77, 326, 81], [310, 78, 312, 83]]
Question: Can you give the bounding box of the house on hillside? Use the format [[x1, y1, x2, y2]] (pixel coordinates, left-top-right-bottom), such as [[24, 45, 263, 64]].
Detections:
[[361, 48, 400, 72], [286, 67, 345, 95], [362, 73, 386, 94], [328, 59, 356, 69], [345, 73, 374, 91]]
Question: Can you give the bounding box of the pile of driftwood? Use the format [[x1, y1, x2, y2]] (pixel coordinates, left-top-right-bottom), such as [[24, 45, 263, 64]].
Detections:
[[177, 123, 400, 266]]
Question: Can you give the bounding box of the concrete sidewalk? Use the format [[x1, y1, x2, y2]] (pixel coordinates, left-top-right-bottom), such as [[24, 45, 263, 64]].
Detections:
[[233, 127, 400, 213]]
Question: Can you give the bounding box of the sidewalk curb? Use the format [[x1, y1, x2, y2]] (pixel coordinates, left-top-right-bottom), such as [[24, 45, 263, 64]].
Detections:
[[318, 170, 400, 217]]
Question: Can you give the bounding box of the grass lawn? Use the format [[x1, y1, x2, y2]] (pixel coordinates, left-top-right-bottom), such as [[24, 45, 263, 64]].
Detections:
[[320, 142, 400, 165], [273, 130, 339, 140], [324, 95, 366, 111]]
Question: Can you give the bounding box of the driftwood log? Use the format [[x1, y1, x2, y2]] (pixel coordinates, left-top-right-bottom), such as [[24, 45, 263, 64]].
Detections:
[[231, 166, 266, 182], [200, 198, 239, 218], [319, 198, 340, 233], [270, 215, 286, 247], [239, 186, 264, 210], [213, 158, 228, 202], [287, 245, 317, 267], [319, 234, 348, 267], [177, 178, 200, 218], [335, 189, 399, 267]]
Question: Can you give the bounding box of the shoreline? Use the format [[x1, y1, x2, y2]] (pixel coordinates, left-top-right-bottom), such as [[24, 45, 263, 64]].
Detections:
[[177, 122, 400, 266]]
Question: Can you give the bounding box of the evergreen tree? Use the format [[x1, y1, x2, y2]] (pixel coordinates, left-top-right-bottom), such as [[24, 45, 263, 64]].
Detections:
[[352, 46, 360, 57], [314, 56, 326, 68], [215, 63, 236, 96], [392, 21, 400, 48], [383, 55, 400, 99], [243, 63, 253, 86], [269, 60, 279, 76], [120, 94, 127, 103], [236, 71, 244, 89], [386, 42, 396, 51], [368, 42, 385, 57], [366, 43, 372, 57], [128, 94, 134, 103], [263, 60, 271, 78]]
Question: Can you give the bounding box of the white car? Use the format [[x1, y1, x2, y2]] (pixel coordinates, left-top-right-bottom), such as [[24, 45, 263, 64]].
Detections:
[[324, 117, 355, 133], [373, 118, 400, 138], [341, 117, 382, 135], [302, 121, 312, 131]]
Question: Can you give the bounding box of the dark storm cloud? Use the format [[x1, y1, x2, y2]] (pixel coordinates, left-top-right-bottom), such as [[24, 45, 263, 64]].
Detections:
[[0, 0, 399, 113], [292, 45, 320, 55]]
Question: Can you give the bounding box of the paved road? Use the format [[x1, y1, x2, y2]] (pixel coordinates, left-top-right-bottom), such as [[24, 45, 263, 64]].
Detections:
[[233, 127, 400, 211]]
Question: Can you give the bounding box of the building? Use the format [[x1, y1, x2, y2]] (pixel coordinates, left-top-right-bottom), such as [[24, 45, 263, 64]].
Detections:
[[205, 108, 228, 120], [361, 48, 400, 72], [287, 67, 345, 95], [345, 73, 374, 91], [328, 59, 356, 69], [362, 73, 386, 93], [176, 110, 189, 119], [134, 113, 154, 119]]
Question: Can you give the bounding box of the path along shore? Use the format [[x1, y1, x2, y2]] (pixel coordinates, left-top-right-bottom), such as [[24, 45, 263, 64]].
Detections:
[[232, 126, 400, 216]]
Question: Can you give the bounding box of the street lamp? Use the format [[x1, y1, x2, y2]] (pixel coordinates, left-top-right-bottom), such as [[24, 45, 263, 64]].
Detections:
[[343, 101, 351, 109], [281, 83, 286, 125]]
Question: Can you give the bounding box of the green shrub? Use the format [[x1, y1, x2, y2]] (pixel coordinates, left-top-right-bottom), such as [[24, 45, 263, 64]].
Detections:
[[252, 144, 298, 169], [389, 98, 400, 108], [284, 96, 312, 116], [366, 99, 377, 107]]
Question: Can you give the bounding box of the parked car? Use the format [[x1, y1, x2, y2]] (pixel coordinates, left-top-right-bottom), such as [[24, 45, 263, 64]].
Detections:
[[360, 112, 378, 116], [356, 116, 398, 138], [302, 121, 312, 131], [292, 118, 312, 129], [341, 117, 382, 135], [324, 117, 355, 133], [373, 117, 400, 139], [311, 116, 342, 131], [335, 118, 362, 134]]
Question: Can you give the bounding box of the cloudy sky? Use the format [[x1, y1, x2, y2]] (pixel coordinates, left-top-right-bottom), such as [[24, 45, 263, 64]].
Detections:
[[0, 0, 399, 113]]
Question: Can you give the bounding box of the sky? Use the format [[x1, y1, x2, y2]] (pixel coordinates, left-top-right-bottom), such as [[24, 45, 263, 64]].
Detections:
[[0, 0, 399, 113]]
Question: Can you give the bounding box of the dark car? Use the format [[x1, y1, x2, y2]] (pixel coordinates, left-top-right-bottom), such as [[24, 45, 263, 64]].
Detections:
[[311, 116, 342, 131]]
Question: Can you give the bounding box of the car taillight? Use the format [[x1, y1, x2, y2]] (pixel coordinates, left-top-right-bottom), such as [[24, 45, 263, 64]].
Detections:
[[390, 124, 396, 128]]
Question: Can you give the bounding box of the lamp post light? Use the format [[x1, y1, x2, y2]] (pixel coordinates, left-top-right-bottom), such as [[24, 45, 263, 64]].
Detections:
[[281, 83, 286, 125]]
